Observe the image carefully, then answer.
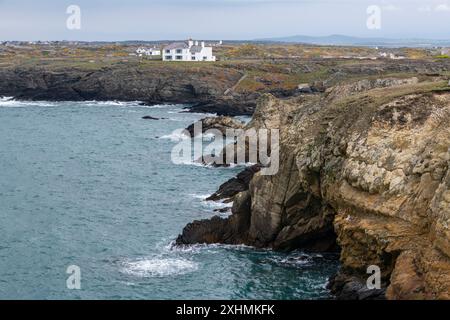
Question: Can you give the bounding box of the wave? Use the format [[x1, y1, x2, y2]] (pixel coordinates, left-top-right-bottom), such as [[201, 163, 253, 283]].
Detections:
[[121, 257, 198, 278], [0, 97, 57, 108], [203, 200, 233, 210], [82, 100, 143, 107], [166, 241, 255, 254], [159, 129, 190, 142], [267, 252, 335, 268], [189, 193, 210, 200], [189, 193, 233, 213], [0, 98, 186, 109]]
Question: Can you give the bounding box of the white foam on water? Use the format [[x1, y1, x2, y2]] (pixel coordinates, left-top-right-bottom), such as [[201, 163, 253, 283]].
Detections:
[[135, 104, 182, 109], [81, 100, 143, 107], [204, 200, 233, 210], [166, 241, 254, 254], [0, 97, 57, 108], [189, 193, 210, 200], [189, 193, 233, 211], [159, 129, 190, 142], [121, 257, 198, 278]]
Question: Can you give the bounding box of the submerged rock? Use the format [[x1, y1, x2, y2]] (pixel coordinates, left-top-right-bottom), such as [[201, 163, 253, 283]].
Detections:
[[142, 115, 163, 120]]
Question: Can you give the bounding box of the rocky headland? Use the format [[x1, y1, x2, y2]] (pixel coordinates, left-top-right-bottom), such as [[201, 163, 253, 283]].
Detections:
[[1, 58, 449, 116], [177, 76, 450, 300], [1, 53, 450, 299]]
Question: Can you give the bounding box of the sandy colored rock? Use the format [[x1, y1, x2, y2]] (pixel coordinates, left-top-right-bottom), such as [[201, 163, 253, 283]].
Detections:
[[177, 79, 450, 299]]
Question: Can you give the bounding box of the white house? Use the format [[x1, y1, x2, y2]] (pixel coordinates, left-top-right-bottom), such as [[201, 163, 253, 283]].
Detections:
[[162, 40, 216, 62], [136, 47, 161, 57]]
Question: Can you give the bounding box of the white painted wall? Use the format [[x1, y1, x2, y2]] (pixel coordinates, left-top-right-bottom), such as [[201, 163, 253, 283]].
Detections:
[[162, 41, 216, 62]]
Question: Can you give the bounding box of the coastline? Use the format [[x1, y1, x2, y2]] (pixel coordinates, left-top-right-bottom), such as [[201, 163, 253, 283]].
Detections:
[[1, 55, 450, 299]]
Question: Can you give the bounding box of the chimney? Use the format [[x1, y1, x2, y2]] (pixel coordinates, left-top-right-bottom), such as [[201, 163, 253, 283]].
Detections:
[[188, 39, 194, 47], [195, 41, 199, 46], [201, 41, 205, 48]]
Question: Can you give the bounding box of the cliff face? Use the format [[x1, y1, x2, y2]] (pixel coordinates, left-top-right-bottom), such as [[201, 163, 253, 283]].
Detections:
[[2, 59, 450, 117], [177, 78, 450, 299], [0, 63, 259, 115], [0, 64, 239, 102]]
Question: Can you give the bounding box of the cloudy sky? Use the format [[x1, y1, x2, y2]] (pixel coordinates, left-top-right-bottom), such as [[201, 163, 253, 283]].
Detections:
[[0, 0, 449, 41]]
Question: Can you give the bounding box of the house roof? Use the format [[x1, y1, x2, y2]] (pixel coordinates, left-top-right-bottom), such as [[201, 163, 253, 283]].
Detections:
[[189, 45, 203, 53], [164, 42, 189, 50]]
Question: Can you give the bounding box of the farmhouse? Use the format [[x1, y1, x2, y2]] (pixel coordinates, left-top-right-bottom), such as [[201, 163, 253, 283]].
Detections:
[[136, 47, 161, 57], [162, 40, 216, 62]]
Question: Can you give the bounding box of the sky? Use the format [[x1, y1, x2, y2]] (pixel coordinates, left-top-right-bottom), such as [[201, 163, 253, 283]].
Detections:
[[0, 0, 449, 41]]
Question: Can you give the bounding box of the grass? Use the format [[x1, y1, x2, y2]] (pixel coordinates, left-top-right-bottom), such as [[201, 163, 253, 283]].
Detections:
[[334, 80, 450, 112]]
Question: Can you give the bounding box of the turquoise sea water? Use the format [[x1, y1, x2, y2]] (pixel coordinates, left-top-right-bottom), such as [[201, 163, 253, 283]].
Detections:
[[0, 99, 339, 299]]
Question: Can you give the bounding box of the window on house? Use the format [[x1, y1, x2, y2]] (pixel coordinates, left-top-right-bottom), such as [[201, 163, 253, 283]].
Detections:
[[176, 49, 182, 54], [165, 50, 170, 54], [191, 56, 196, 60], [203, 56, 207, 60], [176, 56, 183, 60], [165, 56, 172, 60]]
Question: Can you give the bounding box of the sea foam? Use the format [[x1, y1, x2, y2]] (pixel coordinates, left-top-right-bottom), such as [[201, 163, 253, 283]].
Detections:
[[121, 257, 198, 277]]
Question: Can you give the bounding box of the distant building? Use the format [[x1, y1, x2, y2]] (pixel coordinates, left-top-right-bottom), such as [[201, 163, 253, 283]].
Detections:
[[136, 47, 161, 57], [379, 52, 405, 60], [162, 40, 216, 62], [389, 53, 406, 60]]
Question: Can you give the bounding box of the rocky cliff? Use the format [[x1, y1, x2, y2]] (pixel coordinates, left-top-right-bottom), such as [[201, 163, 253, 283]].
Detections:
[[2, 59, 450, 116], [177, 77, 450, 299], [0, 62, 258, 115]]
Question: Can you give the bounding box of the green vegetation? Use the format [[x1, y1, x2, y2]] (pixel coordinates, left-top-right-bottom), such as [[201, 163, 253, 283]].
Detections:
[[1, 42, 447, 96]]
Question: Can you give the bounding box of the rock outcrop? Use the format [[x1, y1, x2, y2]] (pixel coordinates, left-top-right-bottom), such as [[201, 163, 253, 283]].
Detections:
[[0, 63, 256, 115], [206, 165, 260, 202], [177, 78, 450, 299], [185, 116, 245, 137], [2, 59, 449, 117]]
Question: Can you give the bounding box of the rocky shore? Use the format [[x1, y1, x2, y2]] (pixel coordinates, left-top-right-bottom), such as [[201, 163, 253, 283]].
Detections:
[[177, 77, 450, 300], [1, 59, 449, 116], [2, 56, 450, 299]]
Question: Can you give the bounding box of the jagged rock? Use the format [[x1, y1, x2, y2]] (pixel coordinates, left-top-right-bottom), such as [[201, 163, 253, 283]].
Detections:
[[206, 165, 260, 202], [176, 191, 252, 245], [297, 83, 313, 93], [185, 116, 245, 137], [328, 274, 386, 300], [187, 97, 256, 116]]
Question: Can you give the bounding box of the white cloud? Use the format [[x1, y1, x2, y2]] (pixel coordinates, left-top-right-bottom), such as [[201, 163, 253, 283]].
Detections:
[[435, 4, 450, 12]]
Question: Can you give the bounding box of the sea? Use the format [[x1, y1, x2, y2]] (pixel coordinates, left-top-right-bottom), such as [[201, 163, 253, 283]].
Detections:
[[0, 98, 339, 299]]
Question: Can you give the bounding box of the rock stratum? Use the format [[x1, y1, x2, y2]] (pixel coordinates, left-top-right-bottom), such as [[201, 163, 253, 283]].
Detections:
[[177, 78, 450, 299]]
